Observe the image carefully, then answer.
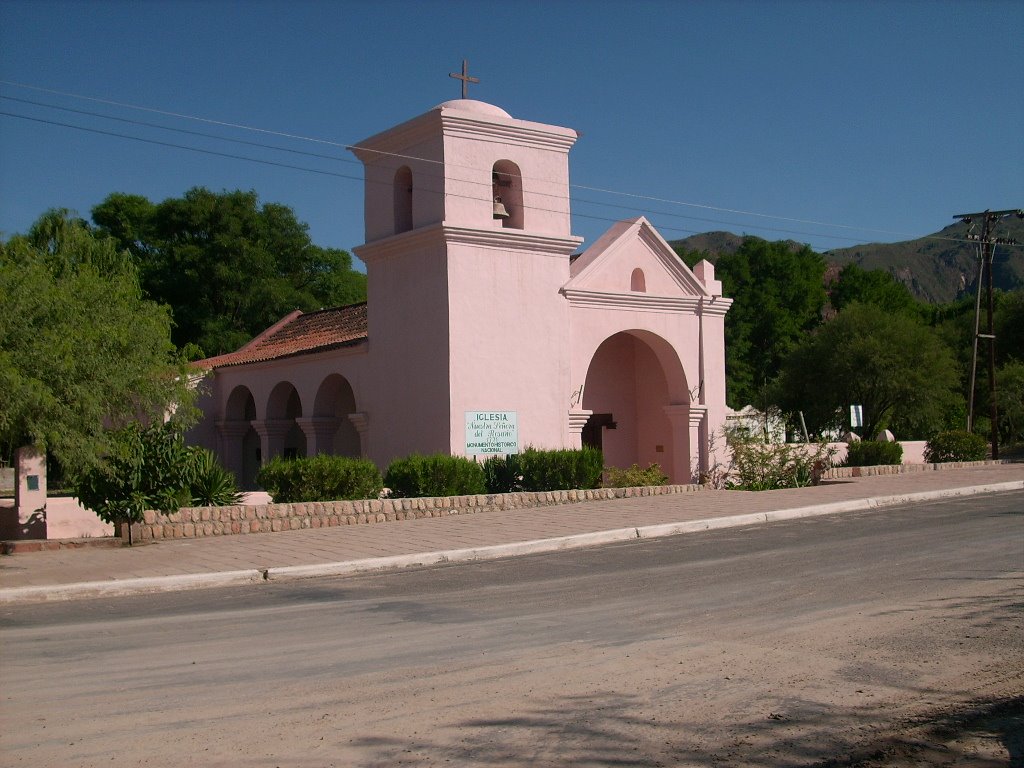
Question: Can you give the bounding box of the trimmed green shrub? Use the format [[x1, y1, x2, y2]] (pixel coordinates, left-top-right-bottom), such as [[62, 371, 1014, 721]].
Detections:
[[384, 454, 486, 498], [482, 452, 523, 494], [519, 447, 603, 492], [257, 454, 383, 503], [483, 447, 604, 493], [603, 463, 669, 488], [924, 430, 988, 463], [844, 440, 903, 467]]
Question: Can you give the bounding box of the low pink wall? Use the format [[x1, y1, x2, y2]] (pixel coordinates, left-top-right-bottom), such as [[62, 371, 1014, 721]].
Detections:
[[824, 441, 927, 465], [0, 497, 113, 540], [45, 497, 114, 539]]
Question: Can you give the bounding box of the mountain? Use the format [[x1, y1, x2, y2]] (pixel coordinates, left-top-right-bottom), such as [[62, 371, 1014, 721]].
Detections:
[[670, 217, 1024, 303]]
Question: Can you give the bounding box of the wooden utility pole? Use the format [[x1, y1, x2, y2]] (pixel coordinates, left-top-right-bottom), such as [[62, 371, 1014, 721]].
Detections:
[[954, 208, 1023, 460]]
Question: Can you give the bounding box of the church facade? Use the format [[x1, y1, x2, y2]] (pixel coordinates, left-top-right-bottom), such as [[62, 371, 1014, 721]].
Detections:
[[188, 98, 732, 487]]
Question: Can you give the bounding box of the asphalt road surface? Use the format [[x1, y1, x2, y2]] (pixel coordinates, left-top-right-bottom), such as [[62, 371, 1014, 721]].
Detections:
[[2, 491, 1022, 767]]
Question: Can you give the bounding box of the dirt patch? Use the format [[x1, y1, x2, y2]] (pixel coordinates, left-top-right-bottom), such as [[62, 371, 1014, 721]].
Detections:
[[826, 697, 1023, 767]]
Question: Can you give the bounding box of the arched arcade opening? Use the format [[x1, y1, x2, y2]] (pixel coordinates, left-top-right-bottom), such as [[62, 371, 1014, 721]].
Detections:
[[221, 385, 261, 490]]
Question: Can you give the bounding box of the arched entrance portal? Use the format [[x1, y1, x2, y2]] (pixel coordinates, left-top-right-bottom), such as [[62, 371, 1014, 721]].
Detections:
[[582, 331, 692, 483]]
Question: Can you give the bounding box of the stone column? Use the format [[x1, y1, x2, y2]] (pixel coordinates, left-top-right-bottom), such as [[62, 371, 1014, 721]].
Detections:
[[347, 412, 370, 458], [216, 420, 252, 483], [295, 417, 340, 456], [689, 405, 709, 482], [664, 404, 706, 484], [567, 410, 593, 449], [251, 419, 292, 463]]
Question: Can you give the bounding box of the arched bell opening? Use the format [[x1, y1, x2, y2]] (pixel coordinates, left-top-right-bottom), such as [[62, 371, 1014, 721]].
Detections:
[[491, 159, 524, 230], [393, 165, 413, 234]]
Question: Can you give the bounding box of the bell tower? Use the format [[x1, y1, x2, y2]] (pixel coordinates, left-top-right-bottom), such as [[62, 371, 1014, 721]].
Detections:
[[352, 98, 584, 462]]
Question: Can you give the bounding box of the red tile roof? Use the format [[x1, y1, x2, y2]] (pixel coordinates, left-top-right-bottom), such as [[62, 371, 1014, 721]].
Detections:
[[194, 303, 368, 369]]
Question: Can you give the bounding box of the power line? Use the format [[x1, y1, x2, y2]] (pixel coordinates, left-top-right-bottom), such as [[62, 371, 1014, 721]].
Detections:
[[1, 79, 985, 247], [0, 107, 852, 245], [1, 82, 1020, 251], [0, 94, 363, 167]]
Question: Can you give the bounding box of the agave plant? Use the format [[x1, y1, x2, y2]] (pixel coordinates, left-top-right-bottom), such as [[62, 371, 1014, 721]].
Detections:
[[187, 448, 243, 506]]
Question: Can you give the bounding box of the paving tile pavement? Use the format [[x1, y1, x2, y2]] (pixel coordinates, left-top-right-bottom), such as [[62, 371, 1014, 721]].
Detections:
[[1, 464, 1021, 592]]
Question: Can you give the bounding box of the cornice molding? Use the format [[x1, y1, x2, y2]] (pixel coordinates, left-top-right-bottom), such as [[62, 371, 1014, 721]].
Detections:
[[354, 225, 446, 263], [350, 109, 578, 163], [350, 111, 439, 163], [442, 225, 582, 254], [440, 113, 578, 152], [356, 223, 583, 261], [561, 288, 701, 313], [699, 297, 733, 317]]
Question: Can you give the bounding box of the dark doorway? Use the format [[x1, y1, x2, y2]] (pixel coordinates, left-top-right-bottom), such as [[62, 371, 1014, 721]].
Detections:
[[582, 413, 616, 452]]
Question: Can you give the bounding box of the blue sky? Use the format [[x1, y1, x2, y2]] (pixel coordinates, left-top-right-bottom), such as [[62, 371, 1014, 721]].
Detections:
[[1, 0, 1021, 268]]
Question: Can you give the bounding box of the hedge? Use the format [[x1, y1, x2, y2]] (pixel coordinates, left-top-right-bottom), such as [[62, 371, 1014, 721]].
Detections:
[[924, 430, 988, 463], [256, 454, 383, 503], [483, 447, 603, 493], [844, 440, 903, 467], [384, 454, 487, 498]]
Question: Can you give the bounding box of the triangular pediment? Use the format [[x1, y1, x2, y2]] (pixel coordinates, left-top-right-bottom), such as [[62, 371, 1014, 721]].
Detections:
[[564, 217, 710, 298]]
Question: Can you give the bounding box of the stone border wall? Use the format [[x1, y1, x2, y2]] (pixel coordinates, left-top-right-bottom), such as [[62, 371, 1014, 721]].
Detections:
[[821, 459, 1007, 479], [123, 484, 705, 541], [117, 458, 1012, 542]]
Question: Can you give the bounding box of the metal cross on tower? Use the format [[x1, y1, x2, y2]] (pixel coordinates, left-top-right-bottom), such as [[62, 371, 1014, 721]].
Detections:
[[449, 59, 479, 99]]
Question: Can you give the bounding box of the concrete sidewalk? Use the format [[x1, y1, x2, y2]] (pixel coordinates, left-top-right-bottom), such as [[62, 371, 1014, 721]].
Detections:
[[1, 464, 1022, 605]]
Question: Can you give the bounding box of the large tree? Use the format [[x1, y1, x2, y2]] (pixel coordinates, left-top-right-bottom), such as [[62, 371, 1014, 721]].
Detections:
[[0, 211, 191, 471], [829, 263, 924, 318], [773, 302, 960, 440], [714, 238, 827, 408], [92, 188, 367, 356]]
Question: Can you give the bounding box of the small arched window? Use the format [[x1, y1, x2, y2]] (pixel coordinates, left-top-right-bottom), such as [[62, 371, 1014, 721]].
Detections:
[[393, 166, 413, 234], [630, 268, 646, 293], [492, 160, 524, 230]]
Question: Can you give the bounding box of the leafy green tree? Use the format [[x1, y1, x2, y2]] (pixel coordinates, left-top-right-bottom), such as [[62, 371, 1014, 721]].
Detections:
[[92, 187, 367, 355], [773, 303, 961, 440], [994, 289, 1024, 364], [995, 360, 1024, 444], [830, 263, 924, 317], [74, 422, 241, 538], [931, 288, 1024, 432], [672, 245, 713, 270], [0, 211, 190, 471], [715, 238, 827, 408]]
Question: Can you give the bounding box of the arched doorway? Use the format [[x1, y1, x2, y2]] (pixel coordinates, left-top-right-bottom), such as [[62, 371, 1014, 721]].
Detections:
[[582, 331, 690, 482]]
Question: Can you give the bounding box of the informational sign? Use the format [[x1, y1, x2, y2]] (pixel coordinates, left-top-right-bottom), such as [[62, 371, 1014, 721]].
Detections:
[[465, 411, 519, 455], [850, 405, 863, 428]]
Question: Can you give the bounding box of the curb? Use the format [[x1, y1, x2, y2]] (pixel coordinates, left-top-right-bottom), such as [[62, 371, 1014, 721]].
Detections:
[[1, 480, 1021, 605]]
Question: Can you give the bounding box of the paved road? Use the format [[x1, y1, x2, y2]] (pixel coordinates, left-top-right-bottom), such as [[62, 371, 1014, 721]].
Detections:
[[2, 492, 1022, 767]]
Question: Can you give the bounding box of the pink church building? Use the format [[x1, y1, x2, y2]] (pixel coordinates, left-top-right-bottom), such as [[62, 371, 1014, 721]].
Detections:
[[188, 98, 732, 488]]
